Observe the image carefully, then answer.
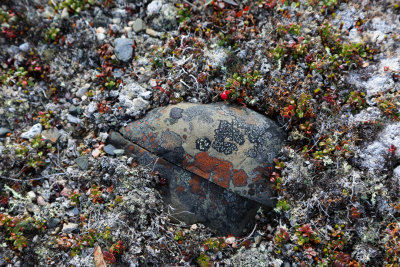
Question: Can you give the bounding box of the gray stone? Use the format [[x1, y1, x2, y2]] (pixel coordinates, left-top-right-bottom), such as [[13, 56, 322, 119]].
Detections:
[[112, 103, 285, 235], [113, 149, 124, 156], [67, 114, 81, 124], [47, 217, 61, 229], [151, 3, 177, 31], [0, 127, 11, 137], [20, 123, 42, 139], [104, 144, 116, 155], [147, 0, 162, 16], [76, 84, 90, 97], [75, 156, 89, 170], [69, 106, 83, 115], [61, 7, 69, 20], [27, 191, 36, 201], [96, 32, 106, 41], [62, 223, 79, 233], [18, 43, 30, 52], [41, 128, 61, 143], [86, 102, 98, 115], [360, 122, 400, 173], [114, 38, 134, 62], [133, 18, 146, 33], [118, 96, 149, 117]]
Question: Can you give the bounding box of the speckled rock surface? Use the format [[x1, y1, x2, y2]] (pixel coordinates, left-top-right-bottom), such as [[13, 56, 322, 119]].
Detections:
[[113, 103, 284, 234]]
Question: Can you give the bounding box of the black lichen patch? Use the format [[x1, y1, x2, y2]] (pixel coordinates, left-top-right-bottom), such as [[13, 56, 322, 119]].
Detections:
[[170, 107, 183, 119], [212, 120, 245, 155], [196, 137, 211, 151]]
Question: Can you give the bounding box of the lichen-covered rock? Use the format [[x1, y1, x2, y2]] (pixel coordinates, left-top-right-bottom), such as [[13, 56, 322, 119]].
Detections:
[[112, 103, 284, 234]]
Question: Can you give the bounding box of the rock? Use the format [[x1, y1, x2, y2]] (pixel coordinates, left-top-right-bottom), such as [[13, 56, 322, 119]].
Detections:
[[60, 187, 71, 197], [86, 102, 98, 115], [47, 217, 61, 229], [18, 43, 30, 52], [118, 96, 149, 117], [41, 128, 61, 143], [147, 0, 162, 16], [37, 196, 47, 206], [27, 191, 36, 201], [112, 17, 121, 24], [62, 223, 79, 233], [145, 28, 161, 38], [113, 149, 125, 156], [393, 166, 400, 178], [151, 3, 177, 32], [133, 18, 146, 32], [96, 33, 106, 41], [114, 38, 134, 62], [139, 90, 152, 100], [120, 82, 151, 100], [75, 156, 89, 170], [20, 123, 42, 139], [61, 7, 69, 20], [67, 114, 81, 124], [104, 144, 116, 155], [76, 84, 90, 97], [113, 103, 284, 235], [360, 122, 400, 173], [69, 106, 83, 115], [0, 127, 11, 137], [96, 27, 106, 34], [92, 148, 101, 158]]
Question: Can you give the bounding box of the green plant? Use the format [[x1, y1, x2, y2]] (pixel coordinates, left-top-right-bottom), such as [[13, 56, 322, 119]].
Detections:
[[69, 191, 81, 206], [224, 71, 260, 100], [38, 111, 53, 129], [70, 228, 112, 256], [197, 252, 211, 267], [176, 3, 192, 23], [375, 93, 400, 120], [275, 199, 290, 212], [54, 0, 96, 14], [174, 230, 183, 242], [274, 227, 290, 246], [281, 93, 313, 119], [346, 91, 366, 112], [0, 213, 44, 251], [277, 23, 301, 36], [295, 224, 320, 246], [203, 237, 226, 251], [104, 77, 117, 90], [44, 27, 60, 43], [89, 184, 103, 203]]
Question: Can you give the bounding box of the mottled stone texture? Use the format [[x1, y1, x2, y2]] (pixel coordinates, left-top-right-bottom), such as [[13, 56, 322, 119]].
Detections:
[[113, 103, 284, 235]]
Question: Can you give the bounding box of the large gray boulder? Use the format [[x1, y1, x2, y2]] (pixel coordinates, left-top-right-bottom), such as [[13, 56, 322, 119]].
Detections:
[[111, 103, 284, 235]]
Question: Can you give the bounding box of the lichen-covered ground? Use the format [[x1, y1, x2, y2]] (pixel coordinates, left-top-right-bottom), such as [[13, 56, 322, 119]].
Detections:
[[0, 0, 400, 266]]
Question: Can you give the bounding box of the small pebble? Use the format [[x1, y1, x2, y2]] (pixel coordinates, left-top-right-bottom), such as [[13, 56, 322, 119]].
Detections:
[[104, 144, 116, 155], [20, 124, 42, 139], [37, 196, 47, 206], [0, 127, 11, 137], [113, 149, 125, 156], [67, 114, 81, 124]]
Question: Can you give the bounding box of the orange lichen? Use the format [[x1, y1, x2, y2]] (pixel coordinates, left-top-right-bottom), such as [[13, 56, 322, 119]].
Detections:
[[189, 176, 204, 197], [184, 152, 232, 189], [232, 169, 248, 187]]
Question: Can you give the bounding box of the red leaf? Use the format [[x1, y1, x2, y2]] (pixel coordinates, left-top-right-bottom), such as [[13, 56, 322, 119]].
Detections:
[[103, 251, 116, 264], [236, 10, 243, 18]]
